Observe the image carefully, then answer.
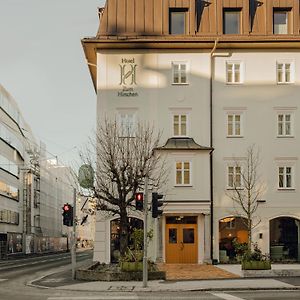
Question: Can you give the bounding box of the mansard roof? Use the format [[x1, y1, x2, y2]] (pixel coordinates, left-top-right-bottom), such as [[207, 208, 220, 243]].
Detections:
[[82, 0, 300, 89]]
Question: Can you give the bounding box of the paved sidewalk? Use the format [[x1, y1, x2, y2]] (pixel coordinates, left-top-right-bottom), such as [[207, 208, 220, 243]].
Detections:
[[158, 263, 239, 280], [49, 278, 296, 292]]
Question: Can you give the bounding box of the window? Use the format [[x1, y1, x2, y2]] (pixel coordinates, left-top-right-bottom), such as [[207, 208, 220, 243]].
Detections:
[[226, 219, 236, 229], [172, 62, 188, 84], [176, 161, 191, 185], [273, 10, 289, 34], [227, 166, 242, 188], [278, 166, 293, 189], [118, 113, 136, 137], [173, 114, 187, 136], [227, 114, 242, 136], [226, 62, 242, 84], [277, 62, 294, 84], [169, 9, 187, 35], [223, 9, 241, 34], [278, 114, 293, 137]]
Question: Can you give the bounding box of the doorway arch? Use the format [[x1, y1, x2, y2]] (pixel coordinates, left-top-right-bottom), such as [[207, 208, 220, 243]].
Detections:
[[219, 216, 248, 262], [270, 216, 300, 262], [110, 217, 143, 262]]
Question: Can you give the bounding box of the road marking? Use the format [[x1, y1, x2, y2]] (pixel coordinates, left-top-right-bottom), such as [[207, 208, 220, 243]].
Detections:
[[47, 296, 139, 300], [0, 279, 8, 282], [210, 292, 245, 300]]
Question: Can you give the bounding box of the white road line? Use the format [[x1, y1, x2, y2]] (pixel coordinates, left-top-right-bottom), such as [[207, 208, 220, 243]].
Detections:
[[210, 292, 245, 300], [47, 296, 139, 300], [0, 279, 8, 282]]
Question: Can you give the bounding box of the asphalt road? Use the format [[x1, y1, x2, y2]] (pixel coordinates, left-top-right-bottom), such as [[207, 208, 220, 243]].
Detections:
[[1, 252, 300, 299]]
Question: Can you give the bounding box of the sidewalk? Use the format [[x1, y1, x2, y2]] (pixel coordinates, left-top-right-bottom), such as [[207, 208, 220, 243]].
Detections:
[[29, 263, 300, 292], [31, 278, 298, 292]]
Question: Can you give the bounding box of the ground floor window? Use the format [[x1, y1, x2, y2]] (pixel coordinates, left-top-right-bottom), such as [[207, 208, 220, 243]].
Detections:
[[110, 217, 143, 263], [219, 217, 248, 263], [270, 217, 300, 262]]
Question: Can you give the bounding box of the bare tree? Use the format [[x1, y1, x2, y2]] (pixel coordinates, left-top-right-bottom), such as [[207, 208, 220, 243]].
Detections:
[[226, 145, 265, 250], [80, 119, 165, 256]]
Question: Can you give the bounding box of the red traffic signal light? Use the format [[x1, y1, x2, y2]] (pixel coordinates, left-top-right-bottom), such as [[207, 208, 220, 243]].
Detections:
[[135, 192, 144, 211], [62, 203, 73, 226]]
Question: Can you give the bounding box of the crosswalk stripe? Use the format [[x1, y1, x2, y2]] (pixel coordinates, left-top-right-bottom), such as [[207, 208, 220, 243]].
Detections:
[[210, 292, 245, 300]]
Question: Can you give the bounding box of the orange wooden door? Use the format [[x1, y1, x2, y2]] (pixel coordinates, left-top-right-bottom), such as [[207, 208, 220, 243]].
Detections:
[[166, 223, 197, 263]]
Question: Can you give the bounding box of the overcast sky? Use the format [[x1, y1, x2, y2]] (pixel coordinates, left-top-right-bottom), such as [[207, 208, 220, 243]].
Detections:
[[0, 0, 105, 168]]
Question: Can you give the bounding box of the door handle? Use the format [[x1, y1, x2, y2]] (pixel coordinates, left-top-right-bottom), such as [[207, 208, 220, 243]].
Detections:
[[180, 241, 184, 250]]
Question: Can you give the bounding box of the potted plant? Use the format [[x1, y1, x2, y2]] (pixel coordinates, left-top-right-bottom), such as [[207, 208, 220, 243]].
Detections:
[[232, 238, 248, 262], [119, 228, 153, 272], [241, 244, 271, 270]]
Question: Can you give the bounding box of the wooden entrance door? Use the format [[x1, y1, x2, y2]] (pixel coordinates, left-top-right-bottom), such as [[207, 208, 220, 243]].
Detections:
[[166, 223, 198, 263]]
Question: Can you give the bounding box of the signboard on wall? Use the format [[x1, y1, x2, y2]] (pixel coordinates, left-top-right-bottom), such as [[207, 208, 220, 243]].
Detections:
[[118, 58, 138, 97]]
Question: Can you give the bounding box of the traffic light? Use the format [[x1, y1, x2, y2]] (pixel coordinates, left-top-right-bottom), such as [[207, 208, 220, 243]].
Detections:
[[135, 192, 144, 211], [152, 192, 163, 218], [62, 203, 73, 226]]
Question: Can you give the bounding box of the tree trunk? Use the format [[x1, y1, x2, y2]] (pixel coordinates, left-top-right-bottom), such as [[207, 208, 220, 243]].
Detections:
[[248, 218, 252, 251], [119, 212, 129, 257]]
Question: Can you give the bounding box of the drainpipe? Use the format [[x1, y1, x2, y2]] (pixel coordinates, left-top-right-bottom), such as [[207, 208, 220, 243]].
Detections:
[[209, 39, 218, 263]]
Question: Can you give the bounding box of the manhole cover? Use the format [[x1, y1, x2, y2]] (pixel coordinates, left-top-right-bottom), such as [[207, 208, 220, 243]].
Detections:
[[108, 286, 134, 291]]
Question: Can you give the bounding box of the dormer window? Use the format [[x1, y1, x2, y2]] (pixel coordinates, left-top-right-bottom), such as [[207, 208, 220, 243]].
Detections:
[[169, 9, 187, 35], [223, 9, 241, 34], [273, 9, 290, 34]]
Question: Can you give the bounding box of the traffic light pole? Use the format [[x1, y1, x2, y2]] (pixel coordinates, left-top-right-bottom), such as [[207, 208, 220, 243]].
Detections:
[[71, 188, 77, 280], [143, 177, 148, 288]]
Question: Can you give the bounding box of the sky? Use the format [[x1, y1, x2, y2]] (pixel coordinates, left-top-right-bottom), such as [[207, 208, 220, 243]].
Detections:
[[0, 0, 106, 168]]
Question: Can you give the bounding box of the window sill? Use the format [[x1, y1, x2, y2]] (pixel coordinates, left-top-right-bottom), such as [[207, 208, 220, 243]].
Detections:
[[172, 83, 189, 86], [277, 135, 294, 138], [174, 184, 193, 187], [226, 187, 244, 190], [226, 82, 243, 85], [227, 135, 244, 138], [277, 82, 294, 85], [277, 188, 295, 191]]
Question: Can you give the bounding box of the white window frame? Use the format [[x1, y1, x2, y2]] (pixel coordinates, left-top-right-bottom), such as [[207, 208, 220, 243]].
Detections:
[[117, 111, 137, 138], [226, 61, 243, 84], [226, 219, 236, 229], [172, 62, 189, 85], [227, 113, 243, 137], [276, 61, 294, 84], [278, 166, 294, 190], [175, 161, 192, 186], [173, 113, 189, 137], [227, 165, 242, 189], [277, 113, 293, 137]]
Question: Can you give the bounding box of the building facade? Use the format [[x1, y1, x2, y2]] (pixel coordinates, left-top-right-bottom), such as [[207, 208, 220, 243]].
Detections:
[[0, 84, 72, 257], [82, 0, 300, 264]]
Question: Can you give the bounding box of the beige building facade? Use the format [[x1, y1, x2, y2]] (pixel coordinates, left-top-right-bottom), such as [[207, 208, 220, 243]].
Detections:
[[83, 0, 300, 264]]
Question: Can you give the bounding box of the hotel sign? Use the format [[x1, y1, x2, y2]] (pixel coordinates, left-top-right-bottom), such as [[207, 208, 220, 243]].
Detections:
[[118, 58, 138, 97]]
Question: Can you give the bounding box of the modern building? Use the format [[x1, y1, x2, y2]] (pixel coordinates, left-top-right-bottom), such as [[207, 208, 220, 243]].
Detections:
[[82, 0, 300, 264], [0, 84, 73, 257]]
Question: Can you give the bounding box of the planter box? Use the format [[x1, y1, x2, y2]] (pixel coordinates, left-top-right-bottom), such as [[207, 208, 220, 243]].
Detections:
[[242, 260, 271, 270], [120, 262, 143, 272]]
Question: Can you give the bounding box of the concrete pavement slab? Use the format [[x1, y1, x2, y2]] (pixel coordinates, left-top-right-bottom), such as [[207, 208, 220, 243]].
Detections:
[[55, 278, 295, 292]]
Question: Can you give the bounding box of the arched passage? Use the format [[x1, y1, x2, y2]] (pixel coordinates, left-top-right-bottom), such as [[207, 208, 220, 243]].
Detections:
[[110, 217, 143, 262], [270, 217, 300, 262], [219, 216, 248, 263]]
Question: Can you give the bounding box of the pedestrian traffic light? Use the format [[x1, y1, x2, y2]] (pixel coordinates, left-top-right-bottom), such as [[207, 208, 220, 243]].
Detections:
[[152, 192, 163, 218], [135, 192, 144, 211], [62, 203, 73, 226]]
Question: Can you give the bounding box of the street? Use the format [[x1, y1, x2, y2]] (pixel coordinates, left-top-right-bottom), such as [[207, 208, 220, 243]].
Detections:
[[1, 251, 300, 299]]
